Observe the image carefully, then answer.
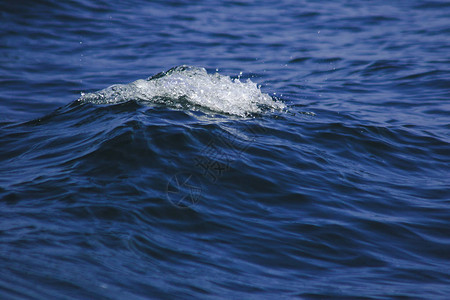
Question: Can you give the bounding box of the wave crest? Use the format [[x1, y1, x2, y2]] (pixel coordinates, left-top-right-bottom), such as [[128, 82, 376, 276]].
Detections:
[[78, 65, 285, 116]]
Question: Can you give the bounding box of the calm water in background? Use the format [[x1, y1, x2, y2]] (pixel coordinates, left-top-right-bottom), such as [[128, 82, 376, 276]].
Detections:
[[1, 0, 449, 299]]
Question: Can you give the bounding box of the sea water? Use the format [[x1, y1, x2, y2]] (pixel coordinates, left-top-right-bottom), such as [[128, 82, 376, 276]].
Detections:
[[0, 1, 449, 298]]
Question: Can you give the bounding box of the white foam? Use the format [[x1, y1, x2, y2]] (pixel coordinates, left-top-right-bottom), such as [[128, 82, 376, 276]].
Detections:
[[78, 65, 285, 116]]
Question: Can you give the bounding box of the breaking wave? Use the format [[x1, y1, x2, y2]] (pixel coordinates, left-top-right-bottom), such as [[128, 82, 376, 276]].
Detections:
[[78, 65, 285, 117]]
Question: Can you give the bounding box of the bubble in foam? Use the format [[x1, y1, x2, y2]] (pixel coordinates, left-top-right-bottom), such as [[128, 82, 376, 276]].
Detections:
[[78, 65, 285, 117]]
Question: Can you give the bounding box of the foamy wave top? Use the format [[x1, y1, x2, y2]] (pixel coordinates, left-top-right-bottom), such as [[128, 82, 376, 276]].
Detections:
[[78, 65, 284, 116]]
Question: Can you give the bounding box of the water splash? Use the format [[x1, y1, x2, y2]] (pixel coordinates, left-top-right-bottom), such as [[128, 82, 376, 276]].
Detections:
[[78, 65, 285, 117]]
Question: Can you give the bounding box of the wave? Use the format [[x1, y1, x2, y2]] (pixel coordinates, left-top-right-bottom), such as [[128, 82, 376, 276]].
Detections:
[[78, 65, 285, 117]]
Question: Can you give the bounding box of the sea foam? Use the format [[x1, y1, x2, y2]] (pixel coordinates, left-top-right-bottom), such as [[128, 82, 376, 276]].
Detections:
[[78, 65, 284, 116]]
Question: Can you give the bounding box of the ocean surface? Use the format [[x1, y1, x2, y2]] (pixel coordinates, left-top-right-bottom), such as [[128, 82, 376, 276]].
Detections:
[[1, 0, 449, 299]]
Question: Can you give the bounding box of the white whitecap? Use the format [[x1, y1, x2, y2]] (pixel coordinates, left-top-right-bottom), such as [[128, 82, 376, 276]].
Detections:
[[78, 65, 285, 117]]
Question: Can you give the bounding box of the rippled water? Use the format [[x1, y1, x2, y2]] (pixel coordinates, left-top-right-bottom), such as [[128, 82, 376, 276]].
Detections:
[[1, 1, 449, 299]]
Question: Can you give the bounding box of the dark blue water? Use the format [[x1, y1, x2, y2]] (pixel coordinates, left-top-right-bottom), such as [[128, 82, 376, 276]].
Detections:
[[1, 1, 449, 299]]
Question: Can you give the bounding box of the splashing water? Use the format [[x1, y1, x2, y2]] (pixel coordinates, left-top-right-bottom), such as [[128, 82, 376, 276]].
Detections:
[[78, 65, 285, 116]]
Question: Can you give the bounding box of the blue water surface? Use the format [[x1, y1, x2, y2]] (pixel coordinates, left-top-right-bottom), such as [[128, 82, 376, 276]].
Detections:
[[1, 0, 449, 299]]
